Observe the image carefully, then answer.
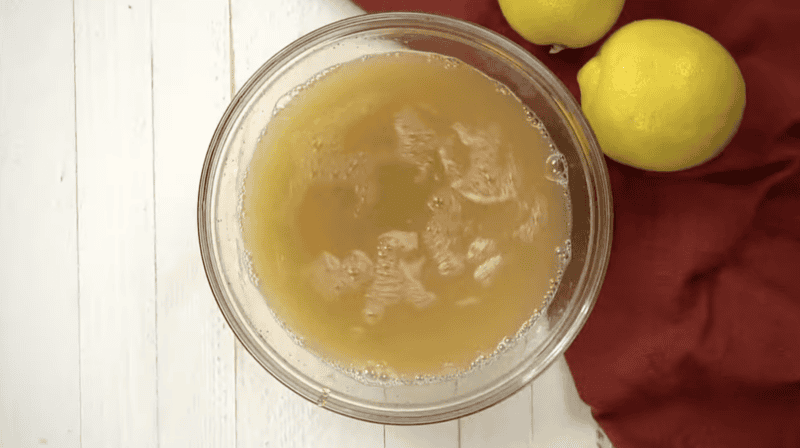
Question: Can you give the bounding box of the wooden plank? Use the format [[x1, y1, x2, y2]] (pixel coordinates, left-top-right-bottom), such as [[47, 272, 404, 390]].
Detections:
[[74, 1, 158, 446], [151, 1, 237, 446], [229, 1, 384, 447], [530, 355, 601, 447], [0, 2, 81, 447], [461, 386, 533, 448], [236, 352, 386, 448], [230, 0, 364, 88], [386, 423, 459, 448]]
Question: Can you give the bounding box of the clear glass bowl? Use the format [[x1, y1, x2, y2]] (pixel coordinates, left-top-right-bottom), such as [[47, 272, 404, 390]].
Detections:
[[198, 12, 612, 425]]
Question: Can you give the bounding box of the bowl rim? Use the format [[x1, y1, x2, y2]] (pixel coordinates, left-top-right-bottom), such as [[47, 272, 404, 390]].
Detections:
[[198, 11, 613, 425]]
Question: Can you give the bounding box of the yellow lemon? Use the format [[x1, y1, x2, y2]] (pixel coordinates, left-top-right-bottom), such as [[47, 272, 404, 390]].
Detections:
[[498, 0, 625, 50], [578, 19, 746, 171]]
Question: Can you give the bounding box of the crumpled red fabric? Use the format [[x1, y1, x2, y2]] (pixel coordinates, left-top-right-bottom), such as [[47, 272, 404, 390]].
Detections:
[[355, 1, 800, 446]]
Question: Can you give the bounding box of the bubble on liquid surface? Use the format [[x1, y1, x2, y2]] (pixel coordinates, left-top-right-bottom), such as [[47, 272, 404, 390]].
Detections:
[[470, 354, 488, 369], [358, 360, 398, 384], [494, 81, 511, 96], [524, 107, 544, 130], [556, 239, 572, 267], [442, 56, 461, 70], [273, 92, 294, 116], [545, 276, 561, 302], [545, 153, 568, 185], [496, 337, 512, 352], [244, 250, 260, 287], [272, 85, 305, 116], [426, 186, 462, 216]]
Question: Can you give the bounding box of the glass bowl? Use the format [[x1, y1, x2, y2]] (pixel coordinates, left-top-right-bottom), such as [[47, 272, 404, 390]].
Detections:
[[198, 12, 612, 425]]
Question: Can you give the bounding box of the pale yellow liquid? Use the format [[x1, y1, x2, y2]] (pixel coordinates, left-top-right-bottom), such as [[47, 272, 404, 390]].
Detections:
[[242, 52, 570, 377]]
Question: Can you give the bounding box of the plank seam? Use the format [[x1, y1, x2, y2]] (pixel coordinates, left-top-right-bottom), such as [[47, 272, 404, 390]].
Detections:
[[71, 0, 83, 445], [457, 418, 462, 448], [530, 382, 535, 446], [228, 0, 236, 99], [149, 1, 161, 446]]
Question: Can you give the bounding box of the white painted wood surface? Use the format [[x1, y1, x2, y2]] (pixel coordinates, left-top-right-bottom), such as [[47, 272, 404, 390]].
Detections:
[[74, 2, 159, 446], [0, 1, 603, 447], [0, 2, 81, 447], [151, 1, 236, 447]]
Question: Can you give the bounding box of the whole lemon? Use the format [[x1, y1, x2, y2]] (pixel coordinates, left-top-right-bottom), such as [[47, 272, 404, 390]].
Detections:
[[578, 19, 746, 171], [499, 0, 625, 50]]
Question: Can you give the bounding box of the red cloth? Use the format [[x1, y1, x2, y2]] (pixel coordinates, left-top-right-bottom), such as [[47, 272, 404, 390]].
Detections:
[[355, 1, 800, 446]]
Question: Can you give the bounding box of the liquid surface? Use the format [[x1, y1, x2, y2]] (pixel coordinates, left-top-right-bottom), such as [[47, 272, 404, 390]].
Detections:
[[242, 52, 570, 377]]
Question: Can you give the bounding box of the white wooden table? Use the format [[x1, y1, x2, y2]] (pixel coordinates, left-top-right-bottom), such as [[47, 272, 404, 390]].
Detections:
[[0, 1, 604, 446]]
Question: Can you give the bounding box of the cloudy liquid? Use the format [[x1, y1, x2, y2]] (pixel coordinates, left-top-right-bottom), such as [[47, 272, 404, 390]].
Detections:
[[241, 52, 570, 377]]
